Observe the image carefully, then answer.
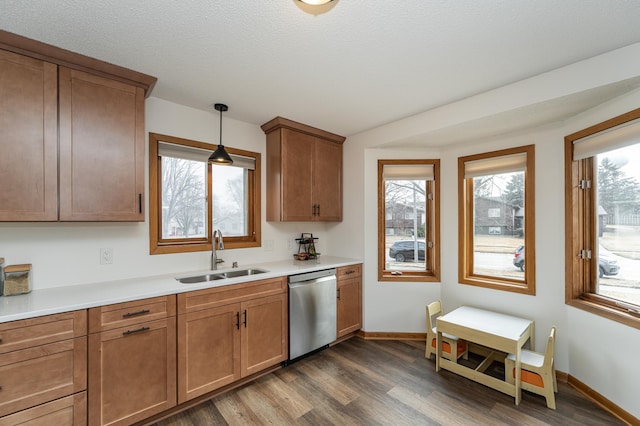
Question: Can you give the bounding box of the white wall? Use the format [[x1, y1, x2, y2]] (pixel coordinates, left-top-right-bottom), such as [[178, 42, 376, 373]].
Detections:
[[0, 98, 330, 289], [1, 42, 639, 420], [562, 88, 640, 420], [329, 44, 640, 419]]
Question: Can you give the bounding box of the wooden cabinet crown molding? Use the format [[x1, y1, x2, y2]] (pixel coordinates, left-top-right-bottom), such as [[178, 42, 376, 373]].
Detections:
[[261, 116, 346, 145], [0, 30, 156, 97]]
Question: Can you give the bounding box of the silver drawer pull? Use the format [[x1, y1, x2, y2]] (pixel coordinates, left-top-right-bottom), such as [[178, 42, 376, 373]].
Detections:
[[122, 326, 150, 336]]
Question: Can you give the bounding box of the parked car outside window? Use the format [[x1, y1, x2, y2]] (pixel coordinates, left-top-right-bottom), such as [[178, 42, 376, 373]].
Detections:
[[389, 240, 425, 262], [513, 245, 619, 277]]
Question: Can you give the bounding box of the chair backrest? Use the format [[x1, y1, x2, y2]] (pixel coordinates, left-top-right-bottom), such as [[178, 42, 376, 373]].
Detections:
[[426, 300, 443, 332], [543, 326, 556, 368]]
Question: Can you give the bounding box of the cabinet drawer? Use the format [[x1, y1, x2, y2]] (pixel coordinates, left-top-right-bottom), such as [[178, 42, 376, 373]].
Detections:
[[88, 295, 176, 333], [337, 264, 361, 279], [0, 392, 87, 426], [178, 277, 286, 314], [0, 337, 87, 417], [0, 311, 86, 355]]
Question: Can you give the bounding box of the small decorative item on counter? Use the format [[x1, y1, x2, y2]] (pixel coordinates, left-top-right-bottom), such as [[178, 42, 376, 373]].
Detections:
[[2, 263, 32, 296], [294, 233, 320, 261]]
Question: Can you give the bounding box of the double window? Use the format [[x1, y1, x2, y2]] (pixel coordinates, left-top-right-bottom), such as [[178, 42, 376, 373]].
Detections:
[[565, 109, 640, 328], [378, 160, 440, 282], [149, 133, 261, 254], [458, 145, 535, 294]]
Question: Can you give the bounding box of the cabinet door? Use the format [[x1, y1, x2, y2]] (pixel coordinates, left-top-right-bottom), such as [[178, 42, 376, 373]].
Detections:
[[337, 276, 362, 338], [241, 294, 288, 377], [177, 304, 241, 403], [280, 129, 314, 221], [0, 337, 86, 418], [58, 67, 144, 221], [313, 138, 342, 221], [88, 318, 176, 426], [0, 49, 58, 221], [0, 392, 86, 426]]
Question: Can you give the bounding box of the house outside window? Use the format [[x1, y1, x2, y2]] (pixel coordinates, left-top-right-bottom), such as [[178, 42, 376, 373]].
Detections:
[[458, 145, 535, 294], [378, 159, 440, 282], [565, 109, 640, 329]]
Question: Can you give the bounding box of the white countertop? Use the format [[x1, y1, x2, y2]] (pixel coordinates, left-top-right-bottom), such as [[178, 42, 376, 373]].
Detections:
[[0, 256, 361, 323]]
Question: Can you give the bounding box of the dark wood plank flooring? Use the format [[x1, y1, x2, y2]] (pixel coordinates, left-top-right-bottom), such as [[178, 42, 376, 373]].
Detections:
[[153, 338, 623, 425]]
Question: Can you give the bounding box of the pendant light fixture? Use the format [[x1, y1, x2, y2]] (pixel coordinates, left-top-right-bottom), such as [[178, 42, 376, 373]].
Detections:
[[208, 103, 233, 165], [298, 0, 333, 4]]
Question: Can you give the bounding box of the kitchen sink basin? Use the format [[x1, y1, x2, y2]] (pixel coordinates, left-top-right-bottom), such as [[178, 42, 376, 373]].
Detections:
[[176, 268, 268, 284], [216, 268, 268, 279], [176, 273, 225, 284]]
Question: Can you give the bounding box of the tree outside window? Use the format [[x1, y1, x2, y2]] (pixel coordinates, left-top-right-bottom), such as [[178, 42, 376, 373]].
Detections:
[[378, 159, 440, 282], [459, 145, 535, 294], [566, 108, 640, 329], [149, 133, 261, 254]]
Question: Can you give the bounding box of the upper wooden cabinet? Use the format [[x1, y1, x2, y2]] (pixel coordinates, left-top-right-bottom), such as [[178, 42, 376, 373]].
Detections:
[[0, 30, 155, 222], [262, 117, 345, 222], [59, 68, 145, 221], [0, 50, 58, 221]]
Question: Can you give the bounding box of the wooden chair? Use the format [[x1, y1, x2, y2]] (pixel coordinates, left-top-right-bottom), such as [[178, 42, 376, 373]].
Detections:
[[425, 300, 468, 362], [505, 326, 557, 409]]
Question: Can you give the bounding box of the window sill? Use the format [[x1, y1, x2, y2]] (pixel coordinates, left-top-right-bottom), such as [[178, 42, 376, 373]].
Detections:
[[568, 298, 640, 330], [379, 273, 440, 282], [459, 276, 535, 295]]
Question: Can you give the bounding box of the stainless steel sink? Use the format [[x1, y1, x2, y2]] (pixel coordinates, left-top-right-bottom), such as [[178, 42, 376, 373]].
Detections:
[[176, 268, 268, 284], [216, 268, 268, 279], [176, 273, 225, 284]]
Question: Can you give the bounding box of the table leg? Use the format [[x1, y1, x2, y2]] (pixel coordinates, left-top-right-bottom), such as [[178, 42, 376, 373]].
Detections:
[[436, 330, 442, 372], [530, 322, 535, 350], [515, 345, 522, 405]]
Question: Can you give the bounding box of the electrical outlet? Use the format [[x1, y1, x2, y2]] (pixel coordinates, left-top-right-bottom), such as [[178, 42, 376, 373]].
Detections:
[[100, 248, 113, 265], [287, 239, 293, 250]]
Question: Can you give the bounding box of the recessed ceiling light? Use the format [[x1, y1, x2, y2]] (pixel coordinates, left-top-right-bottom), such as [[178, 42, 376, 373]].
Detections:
[[298, 0, 334, 5]]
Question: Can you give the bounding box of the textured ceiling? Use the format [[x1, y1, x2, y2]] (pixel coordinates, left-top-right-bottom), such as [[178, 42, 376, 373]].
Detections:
[[2, 1, 640, 138]]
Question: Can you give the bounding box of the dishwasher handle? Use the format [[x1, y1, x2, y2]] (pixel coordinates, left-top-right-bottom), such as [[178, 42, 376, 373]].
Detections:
[[288, 268, 336, 284], [288, 274, 336, 289]]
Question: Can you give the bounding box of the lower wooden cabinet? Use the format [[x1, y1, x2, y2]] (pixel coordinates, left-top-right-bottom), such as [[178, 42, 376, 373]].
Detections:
[[0, 310, 87, 423], [88, 297, 176, 426], [0, 392, 87, 426], [177, 278, 288, 403], [337, 264, 363, 337], [178, 304, 241, 401], [0, 337, 87, 418], [241, 293, 288, 377]]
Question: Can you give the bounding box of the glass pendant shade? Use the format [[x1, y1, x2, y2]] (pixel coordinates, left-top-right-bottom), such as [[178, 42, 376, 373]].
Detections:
[[208, 103, 233, 165]]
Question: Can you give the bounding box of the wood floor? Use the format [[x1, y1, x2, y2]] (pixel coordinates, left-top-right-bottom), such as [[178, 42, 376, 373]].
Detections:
[[153, 337, 623, 425]]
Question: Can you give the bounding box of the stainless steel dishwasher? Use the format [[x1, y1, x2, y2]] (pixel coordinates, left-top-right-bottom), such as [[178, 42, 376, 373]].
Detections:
[[288, 268, 337, 361]]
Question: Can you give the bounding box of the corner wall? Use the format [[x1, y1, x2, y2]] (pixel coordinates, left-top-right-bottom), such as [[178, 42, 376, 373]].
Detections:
[[329, 44, 640, 420]]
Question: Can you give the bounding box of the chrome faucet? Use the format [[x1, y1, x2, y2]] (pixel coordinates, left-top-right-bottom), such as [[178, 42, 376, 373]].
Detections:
[[211, 229, 225, 270]]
